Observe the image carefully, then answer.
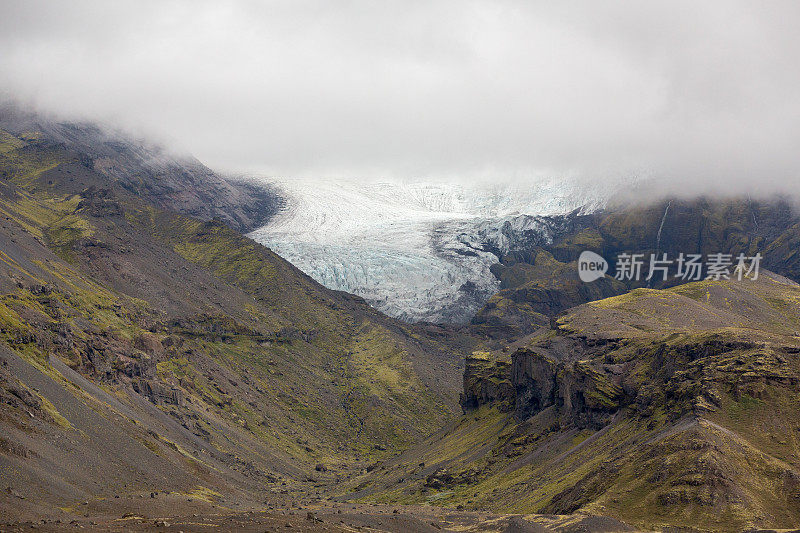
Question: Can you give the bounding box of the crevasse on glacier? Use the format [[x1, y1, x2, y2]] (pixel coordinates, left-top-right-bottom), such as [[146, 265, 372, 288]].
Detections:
[[248, 177, 611, 323]]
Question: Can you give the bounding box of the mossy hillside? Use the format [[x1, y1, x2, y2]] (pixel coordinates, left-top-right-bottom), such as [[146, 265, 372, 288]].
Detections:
[[363, 339, 800, 530], [474, 249, 626, 338], [570, 361, 622, 410], [0, 131, 97, 262], [0, 250, 383, 478], [147, 215, 312, 328], [153, 328, 415, 464], [137, 307, 450, 473], [461, 350, 514, 411], [158, 306, 450, 465], [0, 191, 94, 250], [345, 325, 450, 449], [153, 345, 316, 463], [764, 219, 800, 278], [564, 273, 800, 341], [0, 246, 168, 445], [362, 275, 800, 530], [590, 200, 792, 284], [578, 416, 800, 532], [596, 199, 765, 263], [0, 297, 33, 345], [1, 134, 464, 480], [0, 250, 149, 368], [0, 129, 63, 188], [356, 406, 639, 513], [138, 210, 459, 455], [352, 405, 512, 504]]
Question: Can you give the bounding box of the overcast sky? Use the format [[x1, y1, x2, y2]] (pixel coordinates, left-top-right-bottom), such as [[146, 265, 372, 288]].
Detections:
[[1, 0, 799, 193]]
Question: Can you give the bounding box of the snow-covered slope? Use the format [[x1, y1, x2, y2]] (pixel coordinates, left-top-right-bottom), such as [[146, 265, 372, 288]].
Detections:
[[249, 177, 611, 323]]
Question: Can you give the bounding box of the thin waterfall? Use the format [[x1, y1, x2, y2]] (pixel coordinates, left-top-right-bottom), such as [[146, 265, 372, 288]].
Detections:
[[649, 200, 672, 288]]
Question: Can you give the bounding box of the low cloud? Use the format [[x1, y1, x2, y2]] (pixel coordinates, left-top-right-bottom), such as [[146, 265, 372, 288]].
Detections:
[[1, 1, 798, 196]]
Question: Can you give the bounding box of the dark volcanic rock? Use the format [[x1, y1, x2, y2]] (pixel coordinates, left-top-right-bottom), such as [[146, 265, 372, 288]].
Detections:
[[512, 348, 623, 428], [461, 355, 514, 412]]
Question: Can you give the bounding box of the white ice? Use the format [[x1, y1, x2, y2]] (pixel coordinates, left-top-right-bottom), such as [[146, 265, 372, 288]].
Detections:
[[249, 177, 612, 323]]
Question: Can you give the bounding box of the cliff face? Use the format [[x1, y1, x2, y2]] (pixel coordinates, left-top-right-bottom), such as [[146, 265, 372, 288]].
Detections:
[[511, 347, 624, 428], [460, 354, 514, 412], [463, 334, 627, 428], [502, 272, 800, 433]]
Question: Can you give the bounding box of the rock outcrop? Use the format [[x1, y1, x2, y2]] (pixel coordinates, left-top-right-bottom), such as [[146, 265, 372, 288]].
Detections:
[[430, 273, 800, 531], [461, 354, 514, 412]]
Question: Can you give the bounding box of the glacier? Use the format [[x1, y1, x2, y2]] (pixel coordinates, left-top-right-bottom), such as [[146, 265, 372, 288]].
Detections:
[[248, 177, 614, 323]]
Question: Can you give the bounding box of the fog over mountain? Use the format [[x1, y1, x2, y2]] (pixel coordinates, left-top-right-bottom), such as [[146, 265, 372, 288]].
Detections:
[[1, 0, 799, 194]]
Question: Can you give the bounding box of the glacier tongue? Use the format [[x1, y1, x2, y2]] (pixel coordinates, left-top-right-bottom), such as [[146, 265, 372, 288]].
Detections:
[[261, 241, 495, 323], [248, 177, 610, 323]]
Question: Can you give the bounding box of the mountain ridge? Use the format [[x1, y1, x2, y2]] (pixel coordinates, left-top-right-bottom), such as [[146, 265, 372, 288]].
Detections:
[[0, 103, 284, 233]]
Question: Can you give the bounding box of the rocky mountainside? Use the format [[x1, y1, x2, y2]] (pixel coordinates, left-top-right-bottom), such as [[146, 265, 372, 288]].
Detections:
[[0, 123, 480, 523], [473, 197, 800, 337], [0, 104, 284, 233], [356, 271, 800, 531]]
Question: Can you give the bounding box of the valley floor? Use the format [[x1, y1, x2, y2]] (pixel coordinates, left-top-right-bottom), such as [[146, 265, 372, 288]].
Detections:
[[1, 500, 639, 533]]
